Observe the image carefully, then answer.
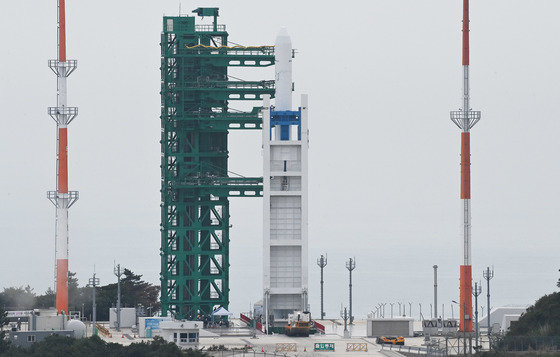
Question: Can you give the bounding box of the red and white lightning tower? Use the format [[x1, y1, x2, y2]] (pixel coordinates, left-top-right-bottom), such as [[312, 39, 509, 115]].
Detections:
[[450, 0, 481, 333], [47, 0, 79, 315]]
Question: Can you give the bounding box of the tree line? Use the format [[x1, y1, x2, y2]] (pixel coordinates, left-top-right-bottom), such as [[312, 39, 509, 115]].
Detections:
[[0, 269, 159, 321]]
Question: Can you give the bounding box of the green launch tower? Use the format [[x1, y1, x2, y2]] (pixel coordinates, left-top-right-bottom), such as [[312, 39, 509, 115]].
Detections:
[[159, 8, 275, 319]]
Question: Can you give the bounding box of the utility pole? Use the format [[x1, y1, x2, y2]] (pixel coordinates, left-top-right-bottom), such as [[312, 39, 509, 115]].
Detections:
[[87, 273, 100, 335], [317, 254, 327, 319], [433, 265, 438, 319], [114, 263, 123, 332], [472, 281, 482, 349], [483, 267, 494, 347], [346, 258, 356, 324]]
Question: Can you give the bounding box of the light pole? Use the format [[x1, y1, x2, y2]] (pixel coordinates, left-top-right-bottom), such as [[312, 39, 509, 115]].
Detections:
[[340, 306, 350, 338], [390, 303, 394, 318], [483, 267, 494, 348], [346, 258, 356, 324], [409, 302, 412, 319], [398, 302, 402, 316], [317, 254, 327, 319], [472, 282, 482, 350], [87, 273, 100, 335], [433, 265, 438, 319]]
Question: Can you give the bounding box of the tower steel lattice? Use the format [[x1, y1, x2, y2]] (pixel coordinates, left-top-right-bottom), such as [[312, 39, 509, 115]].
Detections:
[[47, 0, 79, 315], [159, 8, 275, 319]]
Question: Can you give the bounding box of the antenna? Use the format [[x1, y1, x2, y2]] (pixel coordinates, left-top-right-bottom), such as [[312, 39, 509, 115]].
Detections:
[[87, 272, 100, 335], [472, 281, 482, 349], [483, 266, 495, 347], [433, 265, 438, 319], [346, 258, 356, 324], [316, 254, 328, 319], [114, 263, 124, 332]]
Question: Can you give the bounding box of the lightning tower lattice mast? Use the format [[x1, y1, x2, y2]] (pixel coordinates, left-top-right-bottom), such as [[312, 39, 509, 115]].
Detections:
[[450, 0, 481, 334], [47, 0, 79, 315]]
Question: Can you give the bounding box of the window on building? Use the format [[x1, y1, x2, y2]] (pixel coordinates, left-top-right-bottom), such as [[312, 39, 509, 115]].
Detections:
[[27, 335, 36, 342], [180, 332, 188, 343], [188, 332, 198, 343], [173, 332, 177, 343]]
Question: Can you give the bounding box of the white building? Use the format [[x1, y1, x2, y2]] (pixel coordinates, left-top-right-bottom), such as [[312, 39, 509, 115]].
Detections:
[[159, 320, 200, 348], [478, 306, 528, 332]]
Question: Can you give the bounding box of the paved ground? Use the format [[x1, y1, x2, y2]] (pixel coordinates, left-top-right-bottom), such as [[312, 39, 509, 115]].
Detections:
[[90, 319, 429, 356]]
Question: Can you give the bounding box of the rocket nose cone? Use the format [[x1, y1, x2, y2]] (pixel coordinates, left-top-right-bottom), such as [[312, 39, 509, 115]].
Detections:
[[275, 27, 292, 46]]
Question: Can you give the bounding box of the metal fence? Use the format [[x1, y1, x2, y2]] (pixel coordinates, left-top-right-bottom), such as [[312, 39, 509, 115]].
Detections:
[[494, 336, 560, 353], [205, 351, 291, 357], [381, 343, 446, 356]]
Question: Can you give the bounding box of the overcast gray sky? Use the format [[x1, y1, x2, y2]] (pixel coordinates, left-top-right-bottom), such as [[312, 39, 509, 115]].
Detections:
[[1, 0, 560, 319]]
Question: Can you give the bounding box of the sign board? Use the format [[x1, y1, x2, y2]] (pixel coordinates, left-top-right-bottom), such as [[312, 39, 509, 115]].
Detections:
[[145, 318, 164, 331], [276, 343, 297, 352], [7, 311, 32, 318], [314, 343, 335, 351], [346, 343, 368, 352]]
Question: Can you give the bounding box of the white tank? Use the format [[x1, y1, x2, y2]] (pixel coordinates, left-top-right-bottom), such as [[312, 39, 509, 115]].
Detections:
[[66, 319, 86, 338]]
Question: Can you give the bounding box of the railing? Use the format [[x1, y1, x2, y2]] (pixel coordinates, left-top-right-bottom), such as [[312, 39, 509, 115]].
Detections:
[[205, 352, 291, 357], [195, 24, 226, 32], [184, 80, 274, 89], [381, 343, 446, 356], [313, 321, 326, 334], [494, 336, 560, 353], [178, 177, 262, 187]]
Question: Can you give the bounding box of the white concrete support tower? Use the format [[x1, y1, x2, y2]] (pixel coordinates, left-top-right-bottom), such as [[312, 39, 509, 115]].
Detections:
[[262, 28, 309, 330], [47, 0, 79, 315]]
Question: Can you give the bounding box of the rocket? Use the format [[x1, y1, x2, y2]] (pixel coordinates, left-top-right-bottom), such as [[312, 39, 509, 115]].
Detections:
[[262, 27, 309, 330]]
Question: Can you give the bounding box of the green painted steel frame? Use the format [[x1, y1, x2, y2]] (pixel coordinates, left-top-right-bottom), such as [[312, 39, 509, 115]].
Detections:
[[160, 13, 273, 320]]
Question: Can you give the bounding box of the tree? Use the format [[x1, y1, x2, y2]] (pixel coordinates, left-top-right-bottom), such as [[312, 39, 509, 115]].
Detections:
[[35, 287, 55, 309], [93, 268, 159, 320], [507, 292, 560, 337], [0, 268, 159, 322], [2, 334, 204, 356], [0, 286, 36, 310], [0, 305, 9, 353]]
